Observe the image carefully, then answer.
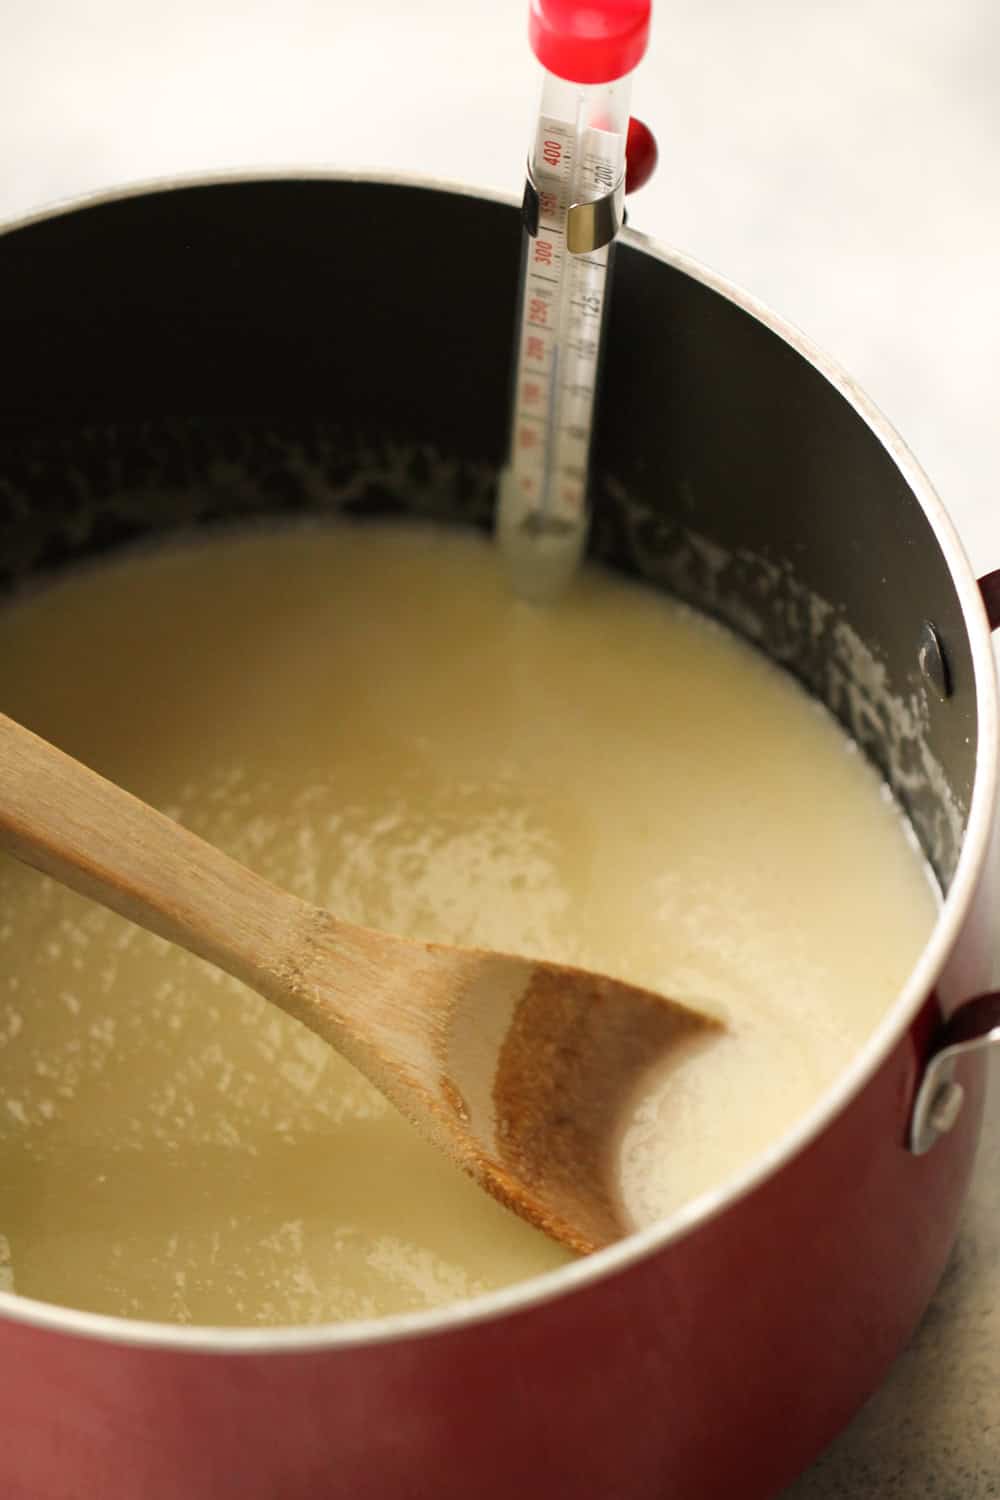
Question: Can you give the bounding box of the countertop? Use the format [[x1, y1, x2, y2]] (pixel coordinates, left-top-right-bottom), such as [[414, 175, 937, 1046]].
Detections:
[[2, 2, 997, 1493]]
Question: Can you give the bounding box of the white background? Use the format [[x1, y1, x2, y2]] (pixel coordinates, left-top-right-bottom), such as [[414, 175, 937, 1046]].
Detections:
[[2, 3, 998, 1494]]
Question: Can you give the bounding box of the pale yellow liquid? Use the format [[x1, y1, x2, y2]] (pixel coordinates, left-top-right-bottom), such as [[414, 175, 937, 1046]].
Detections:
[[0, 523, 937, 1325]]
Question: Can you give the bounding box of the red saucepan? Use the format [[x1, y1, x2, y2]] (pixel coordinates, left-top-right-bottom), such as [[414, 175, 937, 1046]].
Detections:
[[0, 175, 997, 1499]]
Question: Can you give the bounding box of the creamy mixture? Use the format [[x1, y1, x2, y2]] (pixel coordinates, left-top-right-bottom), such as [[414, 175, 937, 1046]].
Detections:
[[0, 523, 937, 1325]]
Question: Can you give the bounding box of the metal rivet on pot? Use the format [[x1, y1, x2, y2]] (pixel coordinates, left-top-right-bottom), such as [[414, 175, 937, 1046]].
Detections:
[[917, 620, 952, 701], [927, 1079, 965, 1136]]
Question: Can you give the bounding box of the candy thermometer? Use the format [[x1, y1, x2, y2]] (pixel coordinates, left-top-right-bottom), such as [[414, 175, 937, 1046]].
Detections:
[[497, 0, 654, 600]]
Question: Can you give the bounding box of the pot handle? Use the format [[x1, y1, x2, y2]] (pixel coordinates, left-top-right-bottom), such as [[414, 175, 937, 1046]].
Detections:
[[909, 993, 1000, 1154], [909, 573, 1000, 1154], [980, 569, 1000, 631]]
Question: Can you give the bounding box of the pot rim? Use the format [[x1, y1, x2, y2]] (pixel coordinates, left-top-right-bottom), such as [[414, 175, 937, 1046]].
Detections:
[[0, 168, 996, 1354]]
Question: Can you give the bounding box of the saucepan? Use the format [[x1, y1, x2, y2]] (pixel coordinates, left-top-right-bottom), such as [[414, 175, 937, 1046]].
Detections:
[[0, 175, 998, 1500]]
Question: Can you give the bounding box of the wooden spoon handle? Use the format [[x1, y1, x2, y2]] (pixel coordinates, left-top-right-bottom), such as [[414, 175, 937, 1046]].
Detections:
[[0, 710, 306, 1004]]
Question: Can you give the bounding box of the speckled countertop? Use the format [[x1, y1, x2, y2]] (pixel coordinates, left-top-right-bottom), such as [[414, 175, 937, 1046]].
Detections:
[[3, 2, 998, 1492]]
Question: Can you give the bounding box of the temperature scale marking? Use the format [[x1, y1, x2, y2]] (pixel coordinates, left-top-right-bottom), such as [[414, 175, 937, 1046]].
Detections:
[[508, 116, 622, 536]]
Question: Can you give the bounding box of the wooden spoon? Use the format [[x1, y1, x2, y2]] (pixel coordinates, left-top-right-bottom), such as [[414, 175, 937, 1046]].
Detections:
[[0, 711, 720, 1255]]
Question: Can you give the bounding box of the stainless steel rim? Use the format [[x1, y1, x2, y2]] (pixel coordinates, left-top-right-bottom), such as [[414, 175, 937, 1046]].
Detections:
[[0, 169, 996, 1354]]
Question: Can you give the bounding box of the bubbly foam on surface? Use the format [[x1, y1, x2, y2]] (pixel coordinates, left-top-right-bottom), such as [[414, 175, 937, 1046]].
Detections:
[[0, 522, 938, 1324]]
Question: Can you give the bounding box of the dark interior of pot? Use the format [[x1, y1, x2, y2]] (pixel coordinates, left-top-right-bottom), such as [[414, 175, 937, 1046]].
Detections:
[[0, 177, 977, 887]]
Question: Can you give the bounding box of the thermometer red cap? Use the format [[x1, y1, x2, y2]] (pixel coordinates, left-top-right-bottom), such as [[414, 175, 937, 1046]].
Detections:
[[528, 0, 651, 85]]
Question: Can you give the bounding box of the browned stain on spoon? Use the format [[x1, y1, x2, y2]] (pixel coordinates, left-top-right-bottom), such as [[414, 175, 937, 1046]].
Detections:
[[492, 967, 717, 1253]]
